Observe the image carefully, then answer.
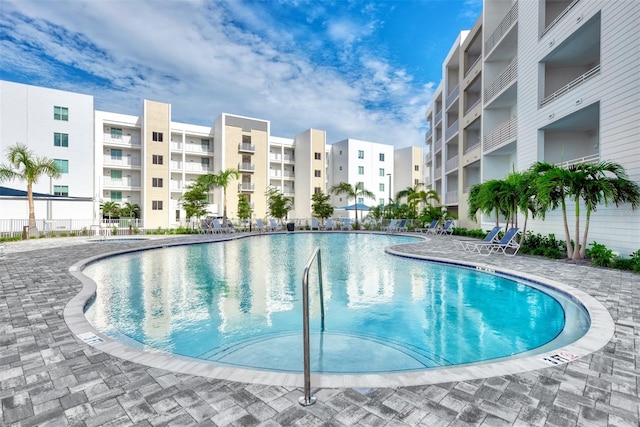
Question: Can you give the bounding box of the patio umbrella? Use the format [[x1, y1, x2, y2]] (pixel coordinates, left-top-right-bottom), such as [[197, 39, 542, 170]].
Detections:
[[337, 203, 370, 211]]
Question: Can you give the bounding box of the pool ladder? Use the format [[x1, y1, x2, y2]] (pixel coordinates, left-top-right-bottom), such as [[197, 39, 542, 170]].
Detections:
[[299, 246, 325, 406]]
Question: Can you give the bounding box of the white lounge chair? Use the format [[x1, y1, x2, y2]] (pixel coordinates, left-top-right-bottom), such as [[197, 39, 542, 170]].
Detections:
[[381, 219, 397, 233], [416, 220, 438, 234], [311, 218, 320, 230], [341, 218, 352, 230], [454, 226, 502, 252], [325, 218, 335, 230], [268, 219, 281, 232], [397, 219, 408, 232], [477, 227, 520, 256], [255, 219, 267, 233], [437, 220, 454, 235]]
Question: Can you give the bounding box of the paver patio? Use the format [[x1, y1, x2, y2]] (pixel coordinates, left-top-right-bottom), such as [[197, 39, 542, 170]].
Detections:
[[0, 233, 638, 426]]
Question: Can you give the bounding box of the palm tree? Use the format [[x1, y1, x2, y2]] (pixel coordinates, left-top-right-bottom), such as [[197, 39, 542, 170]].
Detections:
[[407, 189, 440, 218], [198, 168, 240, 222], [0, 143, 61, 233], [395, 183, 424, 204], [100, 201, 121, 222], [330, 182, 375, 227], [120, 202, 140, 219]]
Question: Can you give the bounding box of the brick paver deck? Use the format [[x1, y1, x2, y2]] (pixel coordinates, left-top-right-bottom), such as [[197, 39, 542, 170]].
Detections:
[[1, 233, 638, 426]]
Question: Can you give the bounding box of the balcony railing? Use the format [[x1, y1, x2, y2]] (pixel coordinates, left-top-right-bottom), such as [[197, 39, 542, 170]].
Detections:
[[464, 98, 481, 116], [103, 177, 141, 188], [238, 162, 255, 172], [171, 161, 212, 172], [464, 137, 481, 154], [464, 55, 482, 78], [103, 135, 141, 146], [484, 58, 518, 104], [445, 120, 459, 141], [185, 143, 213, 153], [484, 117, 518, 153], [238, 143, 256, 153], [434, 110, 443, 124], [542, 0, 580, 37], [446, 85, 460, 107], [425, 129, 433, 143], [238, 183, 255, 192], [556, 153, 599, 169], [434, 138, 443, 153], [540, 64, 600, 107], [485, 0, 519, 54], [445, 155, 459, 173], [434, 166, 442, 179], [103, 156, 141, 167], [445, 190, 459, 205]]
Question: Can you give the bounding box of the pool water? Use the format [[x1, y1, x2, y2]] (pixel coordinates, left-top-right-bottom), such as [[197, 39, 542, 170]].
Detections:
[[83, 233, 589, 373]]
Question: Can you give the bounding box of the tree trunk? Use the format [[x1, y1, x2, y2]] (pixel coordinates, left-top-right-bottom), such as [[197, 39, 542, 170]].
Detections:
[[580, 206, 592, 258], [27, 182, 38, 235], [572, 197, 583, 260], [561, 199, 573, 259]]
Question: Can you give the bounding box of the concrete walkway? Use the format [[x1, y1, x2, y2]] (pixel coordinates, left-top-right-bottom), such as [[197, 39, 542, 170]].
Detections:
[[1, 233, 638, 426]]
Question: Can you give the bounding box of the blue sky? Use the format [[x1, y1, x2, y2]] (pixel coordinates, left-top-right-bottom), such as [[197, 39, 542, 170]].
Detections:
[[0, 0, 481, 148]]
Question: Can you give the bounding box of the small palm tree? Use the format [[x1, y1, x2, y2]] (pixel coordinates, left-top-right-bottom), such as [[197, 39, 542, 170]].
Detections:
[[0, 143, 61, 233], [395, 183, 424, 204], [100, 201, 121, 222], [198, 168, 240, 222], [120, 202, 140, 219], [330, 182, 375, 227], [407, 189, 439, 218]]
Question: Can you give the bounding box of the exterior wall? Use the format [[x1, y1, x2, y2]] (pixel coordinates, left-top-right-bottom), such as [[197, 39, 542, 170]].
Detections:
[[393, 146, 425, 197], [142, 101, 171, 229], [291, 128, 327, 219], [0, 80, 95, 221]]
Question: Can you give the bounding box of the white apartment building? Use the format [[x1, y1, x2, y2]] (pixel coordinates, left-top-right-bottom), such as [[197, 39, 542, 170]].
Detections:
[[329, 138, 395, 216], [393, 146, 429, 199], [425, 0, 640, 255], [0, 80, 95, 224]]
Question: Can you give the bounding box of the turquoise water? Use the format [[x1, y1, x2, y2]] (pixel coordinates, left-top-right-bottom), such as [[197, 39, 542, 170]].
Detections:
[[83, 233, 587, 373]]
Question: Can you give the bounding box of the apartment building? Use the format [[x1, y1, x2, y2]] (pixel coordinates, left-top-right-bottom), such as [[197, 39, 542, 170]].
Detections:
[[425, 0, 640, 254], [329, 138, 395, 212], [393, 146, 428, 197], [0, 80, 95, 222]]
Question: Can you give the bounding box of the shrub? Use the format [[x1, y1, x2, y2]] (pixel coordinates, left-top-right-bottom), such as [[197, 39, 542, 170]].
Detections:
[[586, 242, 615, 268]]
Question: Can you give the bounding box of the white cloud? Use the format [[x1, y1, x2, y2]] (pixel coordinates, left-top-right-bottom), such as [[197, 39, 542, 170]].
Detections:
[[1, 0, 434, 148]]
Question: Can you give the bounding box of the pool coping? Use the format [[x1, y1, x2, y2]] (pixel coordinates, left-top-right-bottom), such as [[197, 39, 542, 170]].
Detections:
[[63, 233, 616, 389]]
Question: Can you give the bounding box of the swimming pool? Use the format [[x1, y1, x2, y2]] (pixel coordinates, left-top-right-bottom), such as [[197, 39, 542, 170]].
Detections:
[[82, 233, 590, 375]]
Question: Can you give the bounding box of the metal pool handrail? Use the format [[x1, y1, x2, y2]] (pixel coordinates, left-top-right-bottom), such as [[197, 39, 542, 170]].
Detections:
[[299, 246, 325, 406]]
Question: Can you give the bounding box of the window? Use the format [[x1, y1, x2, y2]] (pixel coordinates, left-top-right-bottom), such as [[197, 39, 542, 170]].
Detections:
[[54, 159, 68, 173], [152, 200, 163, 210], [379, 168, 385, 176], [379, 153, 385, 161], [176, 210, 180, 221], [201, 139, 210, 149], [314, 170, 321, 177], [110, 170, 122, 180], [54, 133, 68, 147], [152, 178, 163, 188], [111, 191, 122, 202], [339, 166, 342, 171], [152, 155, 163, 165], [358, 150, 364, 159], [314, 152, 322, 160], [53, 185, 68, 196], [53, 106, 68, 121], [152, 132, 163, 142], [339, 150, 342, 155], [110, 128, 123, 139], [201, 158, 210, 169], [414, 165, 420, 171], [379, 199, 385, 205], [415, 179, 420, 185], [379, 183, 385, 192], [111, 149, 122, 160], [314, 187, 321, 194], [358, 197, 364, 204], [358, 166, 364, 175]]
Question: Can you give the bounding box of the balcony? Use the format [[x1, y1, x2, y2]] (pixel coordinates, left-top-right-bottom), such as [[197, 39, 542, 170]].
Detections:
[[484, 58, 518, 104], [238, 162, 255, 172], [542, 0, 580, 37], [445, 190, 459, 205], [185, 143, 213, 154], [446, 85, 459, 107], [103, 177, 141, 189], [464, 55, 482, 78], [556, 153, 599, 169], [445, 155, 459, 173], [170, 181, 183, 191], [434, 166, 442, 179], [483, 117, 518, 153], [464, 136, 481, 154], [238, 183, 255, 192], [485, 1, 519, 54], [540, 65, 600, 107], [434, 110, 443, 125], [103, 134, 141, 146], [171, 161, 212, 172], [103, 155, 141, 167], [434, 138, 443, 154], [425, 129, 433, 143], [445, 120, 459, 142], [238, 143, 256, 153]]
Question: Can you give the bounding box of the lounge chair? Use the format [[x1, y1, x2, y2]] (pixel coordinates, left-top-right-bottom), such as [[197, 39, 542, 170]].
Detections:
[[311, 218, 320, 230], [381, 219, 397, 232], [397, 219, 408, 232], [325, 218, 335, 230], [454, 226, 502, 252], [212, 219, 227, 234], [268, 219, 281, 232], [477, 227, 520, 256], [415, 220, 438, 234], [437, 220, 454, 235], [225, 219, 237, 233], [341, 218, 352, 230], [255, 218, 267, 233], [199, 219, 214, 234]]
